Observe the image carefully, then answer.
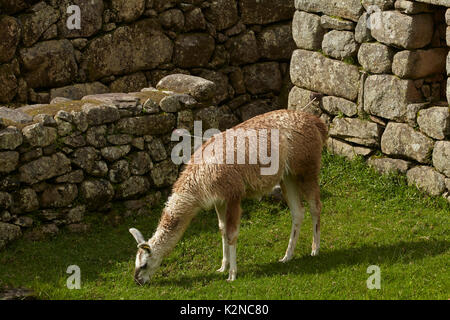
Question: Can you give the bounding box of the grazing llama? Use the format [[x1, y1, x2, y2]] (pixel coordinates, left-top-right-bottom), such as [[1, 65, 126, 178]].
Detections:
[[129, 109, 328, 284]]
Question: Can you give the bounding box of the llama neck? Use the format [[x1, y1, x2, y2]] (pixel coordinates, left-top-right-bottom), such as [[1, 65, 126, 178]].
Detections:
[[149, 193, 198, 259]]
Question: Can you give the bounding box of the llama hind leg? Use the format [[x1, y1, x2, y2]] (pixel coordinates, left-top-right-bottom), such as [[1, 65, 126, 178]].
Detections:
[[215, 202, 229, 273], [307, 184, 322, 257], [279, 175, 305, 263]]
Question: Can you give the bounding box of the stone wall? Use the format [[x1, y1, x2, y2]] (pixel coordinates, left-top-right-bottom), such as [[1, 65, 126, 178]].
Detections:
[[289, 0, 450, 202], [0, 74, 230, 249], [0, 0, 296, 121]]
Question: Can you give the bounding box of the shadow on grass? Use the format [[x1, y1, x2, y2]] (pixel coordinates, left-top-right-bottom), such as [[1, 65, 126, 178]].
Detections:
[[152, 239, 449, 287]]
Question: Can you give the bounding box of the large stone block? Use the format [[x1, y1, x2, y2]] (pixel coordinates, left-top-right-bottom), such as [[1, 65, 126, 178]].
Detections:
[[116, 114, 176, 136], [243, 62, 282, 95], [295, 0, 364, 22], [173, 33, 215, 68], [258, 23, 296, 60], [433, 141, 450, 178], [329, 118, 381, 147], [322, 96, 358, 117], [0, 16, 20, 63], [40, 184, 78, 208], [157, 74, 216, 102], [204, 0, 238, 30], [287, 86, 322, 116], [80, 179, 114, 209], [110, 0, 145, 23], [407, 166, 446, 196], [392, 49, 448, 79], [227, 31, 260, 65], [362, 0, 395, 10], [327, 137, 373, 160], [322, 30, 359, 60], [20, 40, 78, 89], [240, 0, 295, 25], [292, 11, 325, 50], [0, 127, 22, 150], [291, 49, 360, 101], [358, 43, 394, 74], [19, 153, 72, 184], [364, 75, 422, 121], [367, 157, 411, 175], [370, 11, 434, 49], [417, 107, 450, 140], [18, 2, 60, 47], [0, 151, 19, 174], [414, 0, 450, 7], [81, 19, 173, 81], [22, 123, 57, 147], [381, 122, 434, 163]]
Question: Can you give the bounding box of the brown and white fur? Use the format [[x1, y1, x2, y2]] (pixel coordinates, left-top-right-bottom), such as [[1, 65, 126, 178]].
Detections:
[[130, 109, 328, 284]]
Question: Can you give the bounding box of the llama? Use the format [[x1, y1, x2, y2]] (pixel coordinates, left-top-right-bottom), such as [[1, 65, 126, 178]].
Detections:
[[129, 109, 328, 284]]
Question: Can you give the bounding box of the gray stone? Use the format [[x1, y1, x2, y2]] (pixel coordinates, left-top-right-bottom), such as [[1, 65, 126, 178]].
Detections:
[[355, 13, 374, 43], [292, 11, 325, 50], [0, 107, 33, 125], [320, 15, 355, 31], [81, 19, 173, 81], [0, 16, 20, 63], [173, 33, 215, 68], [433, 141, 450, 178], [395, 0, 432, 14], [329, 118, 381, 147], [129, 152, 153, 175], [358, 43, 394, 74], [0, 64, 18, 103], [109, 160, 130, 184], [322, 30, 359, 60], [151, 160, 179, 187], [40, 184, 78, 208], [55, 170, 84, 184], [0, 151, 19, 174], [20, 40, 77, 89], [0, 192, 12, 210], [107, 134, 133, 146], [0, 222, 21, 244], [295, 0, 364, 22], [19, 153, 72, 184], [407, 166, 446, 196], [159, 9, 185, 32], [364, 75, 422, 121], [417, 107, 450, 140], [11, 188, 39, 213], [0, 127, 22, 150], [362, 0, 395, 10], [50, 82, 109, 101], [204, 0, 238, 30], [22, 123, 57, 147], [116, 114, 176, 136], [367, 157, 411, 175], [240, 0, 294, 24], [184, 8, 206, 32], [227, 31, 260, 65], [288, 86, 320, 113], [370, 12, 434, 49], [80, 179, 114, 209], [115, 176, 150, 200], [82, 103, 120, 126], [111, 0, 145, 22], [291, 49, 360, 101], [327, 137, 373, 160], [86, 125, 107, 148], [157, 74, 216, 102], [257, 23, 296, 60], [243, 62, 282, 95], [101, 145, 131, 162], [322, 96, 358, 117], [381, 122, 434, 163], [18, 2, 60, 47], [392, 49, 448, 79]]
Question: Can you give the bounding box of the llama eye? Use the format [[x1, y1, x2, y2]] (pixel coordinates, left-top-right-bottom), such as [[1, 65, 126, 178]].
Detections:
[[141, 262, 147, 269]]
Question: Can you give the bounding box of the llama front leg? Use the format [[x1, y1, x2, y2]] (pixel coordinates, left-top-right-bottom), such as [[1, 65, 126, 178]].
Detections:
[[225, 198, 242, 282], [280, 176, 305, 263], [215, 203, 229, 273]]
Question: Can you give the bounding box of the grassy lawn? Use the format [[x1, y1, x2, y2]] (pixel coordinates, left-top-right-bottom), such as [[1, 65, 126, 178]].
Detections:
[[0, 152, 449, 300]]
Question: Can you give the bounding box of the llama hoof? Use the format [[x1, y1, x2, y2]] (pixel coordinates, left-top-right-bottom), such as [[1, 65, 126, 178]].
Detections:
[[311, 249, 319, 256], [227, 271, 237, 282], [216, 266, 227, 273], [279, 255, 292, 263]]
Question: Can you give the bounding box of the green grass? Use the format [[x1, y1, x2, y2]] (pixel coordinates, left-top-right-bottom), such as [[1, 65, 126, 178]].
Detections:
[[0, 152, 449, 300]]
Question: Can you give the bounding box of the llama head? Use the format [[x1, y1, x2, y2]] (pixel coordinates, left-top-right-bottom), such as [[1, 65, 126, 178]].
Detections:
[[129, 228, 159, 285]]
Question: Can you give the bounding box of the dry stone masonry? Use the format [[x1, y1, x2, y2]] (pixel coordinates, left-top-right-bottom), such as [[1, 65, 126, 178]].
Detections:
[[289, 0, 450, 202], [0, 0, 296, 121], [0, 74, 237, 249]]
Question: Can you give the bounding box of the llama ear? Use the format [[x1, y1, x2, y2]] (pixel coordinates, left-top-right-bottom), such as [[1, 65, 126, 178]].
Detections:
[[129, 228, 145, 244], [137, 242, 151, 252]]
